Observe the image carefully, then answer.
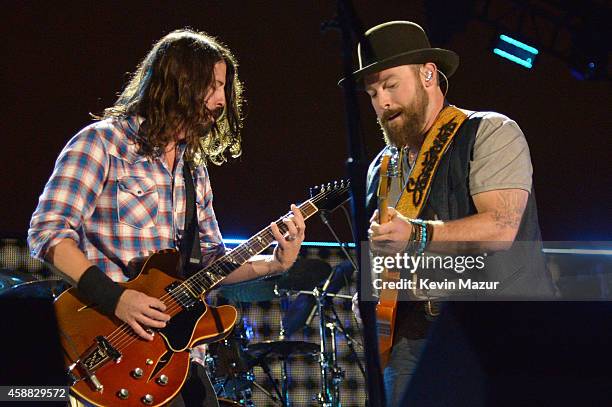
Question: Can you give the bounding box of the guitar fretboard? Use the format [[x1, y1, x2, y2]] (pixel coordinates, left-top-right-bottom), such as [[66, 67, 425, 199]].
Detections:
[[162, 181, 350, 309], [178, 200, 319, 301]]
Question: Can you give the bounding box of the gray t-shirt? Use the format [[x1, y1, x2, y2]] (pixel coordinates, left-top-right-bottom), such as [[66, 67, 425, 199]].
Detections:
[[467, 110, 533, 195], [385, 110, 533, 206]]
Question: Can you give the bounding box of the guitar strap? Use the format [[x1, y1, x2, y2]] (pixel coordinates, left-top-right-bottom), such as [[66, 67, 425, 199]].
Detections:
[[181, 160, 203, 278], [390, 106, 469, 314], [395, 105, 468, 218], [182, 160, 229, 407]]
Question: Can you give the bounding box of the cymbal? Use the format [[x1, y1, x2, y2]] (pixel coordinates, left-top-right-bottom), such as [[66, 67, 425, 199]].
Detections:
[[246, 340, 319, 360], [0, 278, 69, 299], [216, 275, 279, 302], [0, 268, 37, 294], [218, 258, 332, 303]]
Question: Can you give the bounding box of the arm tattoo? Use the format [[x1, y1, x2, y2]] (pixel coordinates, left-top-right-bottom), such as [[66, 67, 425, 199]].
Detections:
[[493, 191, 525, 229]]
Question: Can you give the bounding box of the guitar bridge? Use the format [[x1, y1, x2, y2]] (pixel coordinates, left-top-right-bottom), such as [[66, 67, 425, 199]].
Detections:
[[69, 336, 122, 391]]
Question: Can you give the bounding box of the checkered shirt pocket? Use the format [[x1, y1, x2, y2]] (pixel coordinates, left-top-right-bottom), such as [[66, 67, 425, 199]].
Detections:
[[117, 176, 159, 229]]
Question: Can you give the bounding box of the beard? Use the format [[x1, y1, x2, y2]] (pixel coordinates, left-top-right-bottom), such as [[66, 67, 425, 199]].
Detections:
[[198, 107, 225, 133], [379, 82, 429, 149], [211, 106, 225, 121], [178, 107, 224, 144]]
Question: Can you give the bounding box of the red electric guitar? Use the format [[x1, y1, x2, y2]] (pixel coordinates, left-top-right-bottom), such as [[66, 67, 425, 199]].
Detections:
[[55, 181, 350, 406]]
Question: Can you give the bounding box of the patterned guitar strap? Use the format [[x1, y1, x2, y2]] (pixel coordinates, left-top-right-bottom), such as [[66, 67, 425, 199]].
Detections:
[[394, 105, 468, 314]]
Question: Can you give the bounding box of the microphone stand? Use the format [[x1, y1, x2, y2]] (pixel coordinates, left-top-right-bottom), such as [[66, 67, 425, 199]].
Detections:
[[319, 210, 357, 271], [322, 1, 385, 406]]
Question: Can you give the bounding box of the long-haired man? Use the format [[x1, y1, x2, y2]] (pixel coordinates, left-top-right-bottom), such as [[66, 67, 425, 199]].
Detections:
[[29, 29, 305, 406]]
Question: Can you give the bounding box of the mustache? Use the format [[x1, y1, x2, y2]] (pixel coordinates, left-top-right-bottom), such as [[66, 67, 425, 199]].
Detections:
[[211, 107, 225, 121], [380, 108, 403, 123]]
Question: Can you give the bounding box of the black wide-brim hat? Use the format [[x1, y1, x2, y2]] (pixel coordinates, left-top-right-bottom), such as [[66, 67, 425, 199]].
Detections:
[[338, 21, 459, 87]]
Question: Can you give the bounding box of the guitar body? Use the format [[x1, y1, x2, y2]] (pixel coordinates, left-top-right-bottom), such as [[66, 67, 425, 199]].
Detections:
[[51, 181, 350, 406], [376, 275, 399, 367], [55, 249, 237, 407]]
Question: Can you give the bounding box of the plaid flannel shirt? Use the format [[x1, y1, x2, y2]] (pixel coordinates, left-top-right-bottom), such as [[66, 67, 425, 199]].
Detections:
[[28, 116, 225, 281]]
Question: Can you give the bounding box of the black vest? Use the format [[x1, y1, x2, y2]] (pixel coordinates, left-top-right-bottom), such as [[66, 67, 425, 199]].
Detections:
[[366, 113, 553, 315]]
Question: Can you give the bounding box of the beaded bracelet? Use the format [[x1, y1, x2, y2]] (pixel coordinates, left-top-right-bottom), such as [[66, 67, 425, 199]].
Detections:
[[409, 219, 429, 254]]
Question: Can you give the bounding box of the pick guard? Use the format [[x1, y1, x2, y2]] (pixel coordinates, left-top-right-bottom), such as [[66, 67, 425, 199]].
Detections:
[[159, 301, 206, 351]]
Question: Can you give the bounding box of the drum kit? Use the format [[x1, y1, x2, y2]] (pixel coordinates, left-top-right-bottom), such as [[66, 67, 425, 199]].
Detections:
[[210, 258, 363, 407]]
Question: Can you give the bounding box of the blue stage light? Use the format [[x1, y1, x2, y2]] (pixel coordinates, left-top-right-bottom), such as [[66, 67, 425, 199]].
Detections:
[[499, 34, 539, 54], [223, 239, 611, 255], [222, 237, 356, 248], [222, 237, 249, 246], [493, 34, 539, 69]]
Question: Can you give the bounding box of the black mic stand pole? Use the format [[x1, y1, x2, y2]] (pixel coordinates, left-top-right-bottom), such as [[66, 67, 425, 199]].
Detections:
[[323, 1, 386, 406], [319, 209, 358, 271]]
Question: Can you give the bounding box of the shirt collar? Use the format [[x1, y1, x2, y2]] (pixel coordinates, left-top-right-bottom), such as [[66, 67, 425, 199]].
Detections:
[[112, 115, 189, 165]]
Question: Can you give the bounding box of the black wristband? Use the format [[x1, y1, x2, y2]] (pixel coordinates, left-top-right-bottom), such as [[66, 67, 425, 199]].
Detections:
[[77, 265, 126, 317]]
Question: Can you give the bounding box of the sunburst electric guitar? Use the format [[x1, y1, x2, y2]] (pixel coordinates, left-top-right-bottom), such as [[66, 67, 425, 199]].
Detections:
[[55, 181, 350, 407]]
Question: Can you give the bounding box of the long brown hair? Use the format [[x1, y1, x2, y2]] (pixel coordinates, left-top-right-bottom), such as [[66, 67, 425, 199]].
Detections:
[[101, 28, 244, 165]]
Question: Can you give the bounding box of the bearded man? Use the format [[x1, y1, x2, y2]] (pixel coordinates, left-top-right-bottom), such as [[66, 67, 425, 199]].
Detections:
[[342, 21, 553, 405]]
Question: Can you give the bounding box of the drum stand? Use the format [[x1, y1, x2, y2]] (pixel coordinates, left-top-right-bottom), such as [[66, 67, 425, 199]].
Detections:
[[257, 357, 286, 406], [310, 283, 365, 407], [312, 209, 364, 406], [277, 289, 291, 407], [329, 303, 365, 377], [312, 285, 340, 407]]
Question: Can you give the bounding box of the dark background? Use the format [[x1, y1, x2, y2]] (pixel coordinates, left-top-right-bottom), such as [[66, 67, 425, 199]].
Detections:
[[2, 1, 610, 243]]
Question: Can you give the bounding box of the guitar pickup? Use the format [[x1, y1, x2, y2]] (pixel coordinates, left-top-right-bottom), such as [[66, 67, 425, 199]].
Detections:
[[377, 322, 392, 337], [166, 281, 198, 309]]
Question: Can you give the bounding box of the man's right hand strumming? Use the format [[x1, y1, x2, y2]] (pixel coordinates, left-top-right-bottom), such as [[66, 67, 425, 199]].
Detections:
[[115, 289, 170, 341], [47, 238, 170, 341]]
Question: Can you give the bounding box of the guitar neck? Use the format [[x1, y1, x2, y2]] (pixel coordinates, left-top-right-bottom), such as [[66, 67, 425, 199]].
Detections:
[[184, 199, 319, 296], [378, 154, 393, 224], [379, 197, 390, 224]]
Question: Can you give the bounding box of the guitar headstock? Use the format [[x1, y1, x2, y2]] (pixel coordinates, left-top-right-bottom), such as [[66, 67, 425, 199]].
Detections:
[[384, 146, 400, 178], [309, 180, 351, 212]]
